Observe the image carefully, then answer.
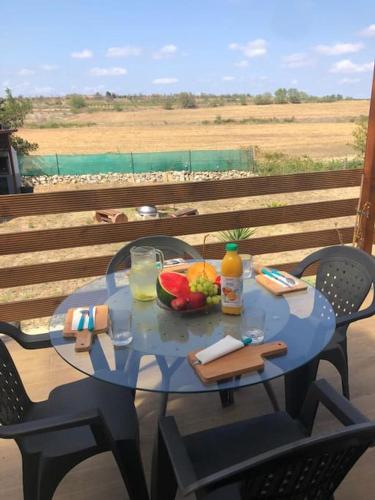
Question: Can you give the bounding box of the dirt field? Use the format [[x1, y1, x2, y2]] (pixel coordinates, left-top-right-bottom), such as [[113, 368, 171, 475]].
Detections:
[[21, 100, 370, 158]]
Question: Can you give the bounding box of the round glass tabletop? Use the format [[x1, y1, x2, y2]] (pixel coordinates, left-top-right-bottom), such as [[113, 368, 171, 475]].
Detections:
[[50, 265, 336, 394]]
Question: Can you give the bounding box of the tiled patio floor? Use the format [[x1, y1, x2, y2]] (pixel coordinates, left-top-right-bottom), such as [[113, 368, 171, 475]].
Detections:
[[1, 313, 374, 499]]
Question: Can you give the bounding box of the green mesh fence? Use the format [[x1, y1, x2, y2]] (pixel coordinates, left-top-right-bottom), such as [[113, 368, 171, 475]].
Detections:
[[19, 148, 254, 176]]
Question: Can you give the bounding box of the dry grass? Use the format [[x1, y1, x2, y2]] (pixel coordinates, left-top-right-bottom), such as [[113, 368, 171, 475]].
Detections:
[[20, 100, 370, 158]]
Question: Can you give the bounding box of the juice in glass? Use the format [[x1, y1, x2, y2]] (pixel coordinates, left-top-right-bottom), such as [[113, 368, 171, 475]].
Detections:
[[221, 243, 243, 315]]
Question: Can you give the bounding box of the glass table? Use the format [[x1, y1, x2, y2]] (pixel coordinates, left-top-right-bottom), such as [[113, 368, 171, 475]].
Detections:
[[50, 266, 336, 415]]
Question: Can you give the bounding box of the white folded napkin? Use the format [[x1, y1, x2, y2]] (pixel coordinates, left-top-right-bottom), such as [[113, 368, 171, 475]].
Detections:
[[195, 335, 244, 365], [71, 307, 96, 331]]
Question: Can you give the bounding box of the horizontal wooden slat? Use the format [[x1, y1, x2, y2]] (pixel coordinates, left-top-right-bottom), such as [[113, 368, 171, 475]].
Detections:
[[0, 255, 113, 288], [0, 198, 358, 256], [0, 290, 107, 322], [196, 227, 354, 257], [0, 225, 353, 294], [0, 169, 362, 217]]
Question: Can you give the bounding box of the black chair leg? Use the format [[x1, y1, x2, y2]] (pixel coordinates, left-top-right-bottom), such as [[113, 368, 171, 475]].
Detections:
[[219, 389, 234, 408], [113, 441, 149, 500], [151, 428, 177, 500], [263, 380, 280, 411], [322, 346, 350, 399], [22, 454, 41, 500]]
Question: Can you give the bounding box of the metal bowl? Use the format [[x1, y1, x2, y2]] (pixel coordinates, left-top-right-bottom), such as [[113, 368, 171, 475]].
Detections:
[[136, 205, 158, 216]]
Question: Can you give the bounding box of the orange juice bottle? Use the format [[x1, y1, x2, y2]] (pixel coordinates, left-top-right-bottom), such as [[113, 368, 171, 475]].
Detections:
[[221, 243, 243, 315]]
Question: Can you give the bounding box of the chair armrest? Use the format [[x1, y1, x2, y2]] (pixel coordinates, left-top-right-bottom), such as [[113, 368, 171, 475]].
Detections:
[[336, 300, 375, 328], [299, 379, 369, 434], [159, 416, 198, 494], [0, 321, 51, 349], [0, 410, 105, 440]]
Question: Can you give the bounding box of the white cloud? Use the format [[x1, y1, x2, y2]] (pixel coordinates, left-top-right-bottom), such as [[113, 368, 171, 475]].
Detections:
[[71, 49, 93, 59], [18, 68, 35, 76], [153, 44, 178, 60], [40, 64, 59, 71], [234, 60, 249, 68], [330, 59, 373, 74], [315, 42, 364, 56], [339, 77, 360, 84], [222, 76, 235, 81], [152, 77, 178, 85], [359, 24, 375, 37], [90, 67, 127, 76], [282, 52, 313, 68], [229, 39, 267, 58], [106, 46, 143, 58]]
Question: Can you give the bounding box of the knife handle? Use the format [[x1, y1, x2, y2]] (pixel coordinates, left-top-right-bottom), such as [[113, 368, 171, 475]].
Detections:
[[88, 306, 95, 331]]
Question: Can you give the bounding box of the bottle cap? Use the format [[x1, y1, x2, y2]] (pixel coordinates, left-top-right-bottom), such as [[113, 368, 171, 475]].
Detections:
[[225, 242, 238, 251]]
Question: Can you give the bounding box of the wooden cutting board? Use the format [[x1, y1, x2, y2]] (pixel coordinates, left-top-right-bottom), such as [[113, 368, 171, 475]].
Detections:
[[63, 304, 109, 352], [188, 340, 287, 384], [256, 270, 307, 296]]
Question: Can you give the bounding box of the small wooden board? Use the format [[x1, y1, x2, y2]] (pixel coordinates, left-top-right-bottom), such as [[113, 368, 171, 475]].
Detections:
[[256, 270, 307, 296], [188, 341, 287, 384], [63, 305, 109, 352]]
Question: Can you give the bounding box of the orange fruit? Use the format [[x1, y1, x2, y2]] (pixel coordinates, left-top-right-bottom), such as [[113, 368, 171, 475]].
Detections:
[[186, 261, 217, 283]]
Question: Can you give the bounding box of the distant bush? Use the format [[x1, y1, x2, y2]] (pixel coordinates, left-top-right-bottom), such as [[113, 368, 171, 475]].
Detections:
[[254, 148, 362, 175], [178, 92, 197, 109], [68, 94, 86, 111], [352, 115, 368, 158], [253, 93, 274, 105], [163, 98, 174, 110], [113, 102, 124, 112]]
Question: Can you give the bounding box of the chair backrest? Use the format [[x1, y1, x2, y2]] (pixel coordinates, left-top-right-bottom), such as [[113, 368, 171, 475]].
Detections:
[[203, 423, 375, 499], [0, 339, 31, 425], [106, 235, 202, 294], [302, 246, 375, 320]]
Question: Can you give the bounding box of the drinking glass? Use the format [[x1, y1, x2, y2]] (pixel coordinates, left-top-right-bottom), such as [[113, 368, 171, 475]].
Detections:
[[240, 254, 254, 278], [242, 307, 265, 344], [129, 246, 164, 301], [110, 309, 133, 346]]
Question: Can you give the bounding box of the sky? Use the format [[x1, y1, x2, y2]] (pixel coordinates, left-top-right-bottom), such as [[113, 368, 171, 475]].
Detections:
[[1, 0, 374, 98]]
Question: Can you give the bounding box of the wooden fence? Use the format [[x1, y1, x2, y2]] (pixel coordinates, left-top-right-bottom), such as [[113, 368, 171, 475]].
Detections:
[[0, 168, 364, 322]]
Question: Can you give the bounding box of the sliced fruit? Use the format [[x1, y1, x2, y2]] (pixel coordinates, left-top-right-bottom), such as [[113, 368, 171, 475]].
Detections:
[[185, 291, 206, 310], [156, 271, 190, 306], [186, 262, 217, 283], [171, 296, 188, 311]]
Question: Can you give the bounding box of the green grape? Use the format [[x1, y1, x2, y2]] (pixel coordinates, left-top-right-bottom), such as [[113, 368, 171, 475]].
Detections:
[[212, 295, 221, 304], [206, 296, 212, 304], [208, 287, 215, 297], [213, 285, 219, 295], [190, 284, 197, 292], [197, 284, 203, 292]]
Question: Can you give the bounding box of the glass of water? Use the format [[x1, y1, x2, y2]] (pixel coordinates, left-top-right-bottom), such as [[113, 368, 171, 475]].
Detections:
[[242, 307, 265, 344], [240, 254, 254, 279], [110, 309, 133, 346]]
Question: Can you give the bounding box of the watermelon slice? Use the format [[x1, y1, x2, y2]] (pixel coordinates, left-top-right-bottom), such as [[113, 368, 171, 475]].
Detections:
[[156, 271, 190, 306]]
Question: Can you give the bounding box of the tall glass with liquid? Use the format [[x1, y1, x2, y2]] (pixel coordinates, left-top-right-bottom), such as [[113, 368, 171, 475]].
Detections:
[[129, 246, 164, 301]]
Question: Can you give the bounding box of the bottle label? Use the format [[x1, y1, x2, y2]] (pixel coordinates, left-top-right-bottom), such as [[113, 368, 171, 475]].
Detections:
[[221, 276, 243, 308]]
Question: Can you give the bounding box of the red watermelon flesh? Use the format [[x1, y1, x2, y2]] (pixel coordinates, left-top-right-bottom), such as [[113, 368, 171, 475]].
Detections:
[[157, 271, 190, 306]]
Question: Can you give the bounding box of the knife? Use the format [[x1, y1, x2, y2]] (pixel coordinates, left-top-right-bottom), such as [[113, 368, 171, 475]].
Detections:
[[261, 268, 292, 287], [88, 305, 95, 331]]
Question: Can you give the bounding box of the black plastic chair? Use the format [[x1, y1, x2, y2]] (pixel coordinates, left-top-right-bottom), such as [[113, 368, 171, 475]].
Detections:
[[106, 235, 279, 413], [290, 245, 375, 399], [153, 379, 374, 500], [0, 322, 149, 500]]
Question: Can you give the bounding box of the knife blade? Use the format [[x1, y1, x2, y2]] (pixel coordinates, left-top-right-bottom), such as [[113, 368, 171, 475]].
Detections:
[[88, 305, 95, 331]]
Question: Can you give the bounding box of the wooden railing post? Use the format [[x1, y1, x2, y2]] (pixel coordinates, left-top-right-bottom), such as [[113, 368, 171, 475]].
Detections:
[[357, 63, 375, 253]]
